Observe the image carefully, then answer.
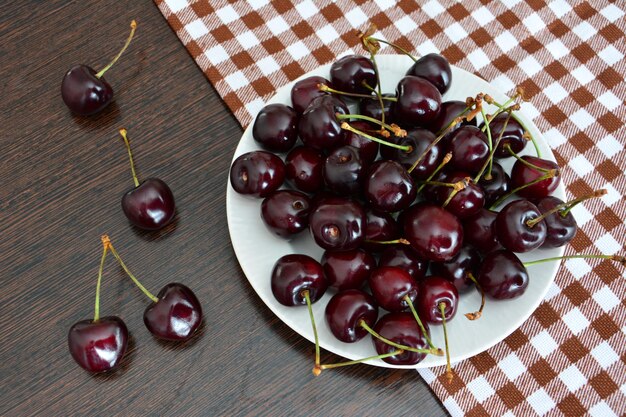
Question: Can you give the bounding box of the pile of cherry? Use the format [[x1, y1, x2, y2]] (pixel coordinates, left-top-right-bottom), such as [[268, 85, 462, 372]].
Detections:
[[61, 21, 202, 373], [230, 32, 625, 379]]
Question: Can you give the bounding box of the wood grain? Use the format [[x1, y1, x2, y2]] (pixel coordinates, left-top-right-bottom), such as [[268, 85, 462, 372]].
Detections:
[[0, 1, 448, 415]]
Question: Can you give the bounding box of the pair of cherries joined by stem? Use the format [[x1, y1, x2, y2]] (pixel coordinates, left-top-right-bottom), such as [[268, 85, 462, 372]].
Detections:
[[68, 235, 202, 373]]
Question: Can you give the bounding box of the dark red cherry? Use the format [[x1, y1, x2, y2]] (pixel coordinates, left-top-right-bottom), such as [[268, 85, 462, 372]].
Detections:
[[359, 93, 395, 123], [291, 76, 331, 114], [308, 197, 365, 251], [510, 156, 560, 199], [325, 289, 378, 343], [378, 245, 429, 281], [403, 203, 463, 262], [536, 196, 577, 248], [477, 250, 528, 299], [339, 121, 379, 165], [323, 145, 366, 195], [428, 100, 476, 137], [380, 128, 442, 180], [143, 283, 202, 341], [372, 312, 430, 365], [285, 146, 324, 193], [330, 55, 377, 94], [68, 316, 128, 373], [480, 113, 526, 158], [435, 171, 485, 219], [298, 95, 348, 151], [61, 65, 114, 116], [122, 178, 176, 230], [406, 53, 452, 95], [271, 254, 327, 306], [463, 208, 502, 253], [364, 160, 416, 212], [261, 190, 311, 239], [478, 162, 511, 207], [252, 103, 298, 152], [446, 126, 489, 174], [496, 199, 547, 252], [230, 151, 285, 198], [321, 249, 375, 290], [393, 75, 442, 127], [430, 246, 481, 294], [369, 266, 419, 312], [362, 209, 400, 252], [417, 276, 459, 324]]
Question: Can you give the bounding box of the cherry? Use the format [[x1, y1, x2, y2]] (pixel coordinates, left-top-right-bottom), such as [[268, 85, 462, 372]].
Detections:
[[435, 171, 485, 219], [118, 129, 175, 231], [378, 245, 428, 281], [380, 128, 443, 180], [252, 103, 298, 152], [323, 145, 366, 195], [298, 95, 348, 151], [364, 160, 416, 212], [330, 55, 377, 94], [68, 317, 129, 373], [477, 250, 528, 299], [285, 146, 324, 194], [430, 245, 481, 294], [308, 197, 365, 251], [359, 93, 395, 123], [339, 121, 379, 165], [261, 190, 311, 239], [496, 199, 547, 252], [428, 100, 476, 137], [480, 113, 526, 158], [403, 203, 463, 262], [230, 150, 285, 198], [372, 312, 431, 365], [271, 254, 327, 306], [446, 126, 489, 174], [291, 76, 331, 114], [477, 161, 511, 207], [369, 266, 418, 312], [462, 208, 502, 253], [61, 21, 137, 116], [536, 196, 577, 248], [393, 75, 442, 127], [325, 289, 378, 343], [509, 155, 560, 200], [406, 53, 452, 95], [362, 209, 400, 252], [321, 249, 375, 290]]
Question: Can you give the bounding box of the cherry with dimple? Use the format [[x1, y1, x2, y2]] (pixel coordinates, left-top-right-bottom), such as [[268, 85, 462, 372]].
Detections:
[[368, 266, 419, 313], [230, 150, 285, 198], [308, 197, 366, 251], [285, 146, 324, 194], [496, 199, 547, 253], [261, 190, 311, 239], [323, 145, 366, 195]]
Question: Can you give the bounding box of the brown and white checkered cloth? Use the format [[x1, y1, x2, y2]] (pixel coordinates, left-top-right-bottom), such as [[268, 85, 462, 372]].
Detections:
[[155, 1, 625, 415]]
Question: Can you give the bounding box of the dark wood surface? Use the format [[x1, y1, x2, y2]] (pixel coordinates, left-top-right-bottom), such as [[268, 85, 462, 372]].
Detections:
[[0, 1, 448, 415]]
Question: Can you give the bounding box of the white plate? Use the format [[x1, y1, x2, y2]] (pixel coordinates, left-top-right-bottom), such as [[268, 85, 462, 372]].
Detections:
[[226, 55, 565, 369]]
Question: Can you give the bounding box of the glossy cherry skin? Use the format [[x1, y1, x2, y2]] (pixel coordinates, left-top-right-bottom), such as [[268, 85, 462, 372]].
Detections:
[[403, 203, 463, 262], [121, 178, 176, 230], [372, 312, 430, 365], [430, 245, 481, 294], [364, 160, 416, 212], [369, 266, 419, 312], [291, 75, 331, 114], [330, 55, 377, 94], [68, 316, 128, 373], [308, 197, 365, 251], [496, 199, 547, 252], [480, 113, 526, 158], [362, 209, 400, 252], [510, 156, 561, 199], [417, 276, 459, 324], [298, 95, 348, 151], [61, 65, 113, 116], [325, 289, 378, 343], [435, 171, 485, 219], [463, 208, 502, 253], [478, 162, 511, 207], [321, 249, 375, 290], [339, 121, 379, 165], [393, 75, 442, 127], [261, 190, 311, 239], [230, 151, 286, 198], [378, 245, 429, 281], [406, 53, 452, 95], [380, 128, 442, 181], [271, 254, 327, 306], [427, 100, 476, 137], [252, 103, 298, 152], [359, 94, 395, 123], [285, 146, 324, 193], [323, 145, 365, 195], [447, 126, 489, 174], [537, 196, 577, 248], [144, 283, 202, 341], [477, 250, 528, 299]]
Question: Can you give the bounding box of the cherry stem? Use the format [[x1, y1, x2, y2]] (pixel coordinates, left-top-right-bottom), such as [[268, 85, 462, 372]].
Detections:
[[437, 107, 469, 137], [319, 349, 404, 371], [438, 302, 453, 383], [489, 169, 558, 209], [359, 320, 441, 355], [93, 236, 110, 322], [480, 107, 494, 179], [490, 99, 541, 157], [441, 178, 470, 208], [96, 20, 137, 79], [481, 96, 515, 132], [404, 295, 439, 351], [506, 144, 550, 173], [118, 128, 140, 188], [363, 62, 386, 125], [303, 290, 322, 376], [364, 238, 410, 245], [474, 112, 511, 182], [408, 117, 462, 174], [367, 37, 417, 61], [523, 254, 626, 268], [106, 238, 159, 303], [319, 84, 379, 100], [464, 273, 485, 321], [341, 122, 410, 151], [526, 189, 607, 227], [416, 153, 452, 194], [336, 113, 405, 137]]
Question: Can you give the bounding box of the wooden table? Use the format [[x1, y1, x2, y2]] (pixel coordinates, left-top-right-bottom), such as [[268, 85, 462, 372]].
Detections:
[[0, 1, 448, 415]]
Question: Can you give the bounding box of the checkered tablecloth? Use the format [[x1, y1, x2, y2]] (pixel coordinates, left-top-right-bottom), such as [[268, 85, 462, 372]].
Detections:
[[154, 1, 626, 415]]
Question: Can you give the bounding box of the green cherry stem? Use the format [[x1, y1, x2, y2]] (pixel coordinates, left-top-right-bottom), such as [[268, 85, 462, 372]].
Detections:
[[340, 122, 411, 151], [336, 113, 405, 136], [359, 320, 442, 356], [488, 99, 541, 157], [319, 350, 404, 372], [303, 290, 322, 376], [408, 116, 463, 174], [319, 83, 385, 100], [526, 189, 607, 228], [93, 236, 110, 322], [96, 20, 137, 79], [438, 302, 454, 383], [106, 237, 159, 303], [474, 112, 511, 182], [118, 128, 140, 188], [488, 169, 558, 210], [505, 144, 551, 173], [480, 106, 494, 179], [523, 254, 626, 268], [417, 152, 452, 194], [464, 273, 485, 321], [404, 295, 439, 351], [364, 238, 410, 245]]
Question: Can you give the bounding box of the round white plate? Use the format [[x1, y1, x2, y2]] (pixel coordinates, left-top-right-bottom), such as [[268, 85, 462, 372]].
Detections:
[[226, 55, 565, 369]]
